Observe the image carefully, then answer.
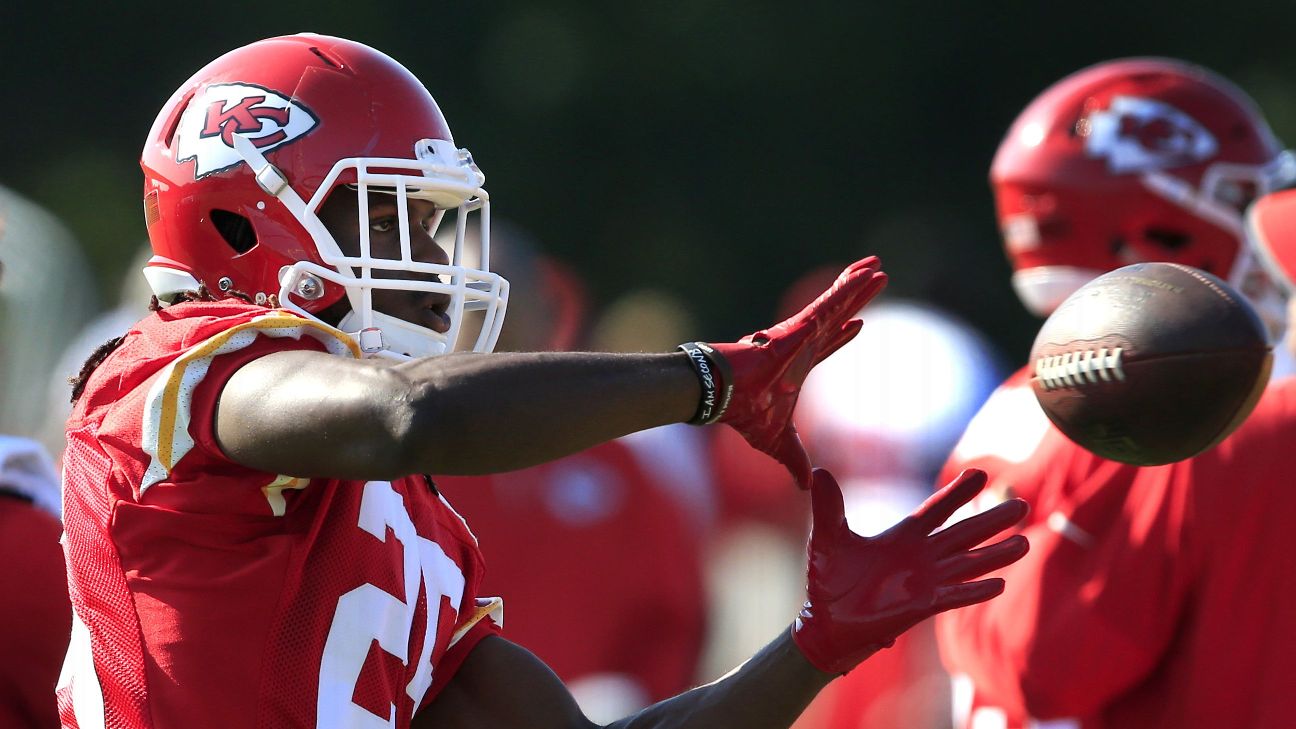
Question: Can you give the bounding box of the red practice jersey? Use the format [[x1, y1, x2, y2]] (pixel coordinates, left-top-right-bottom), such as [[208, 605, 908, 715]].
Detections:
[[936, 365, 1296, 729], [0, 494, 70, 728], [58, 300, 500, 729], [437, 441, 706, 704]]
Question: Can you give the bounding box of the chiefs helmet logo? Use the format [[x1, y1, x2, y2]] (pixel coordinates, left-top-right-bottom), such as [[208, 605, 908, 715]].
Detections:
[[175, 83, 319, 178], [1084, 96, 1217, 174]]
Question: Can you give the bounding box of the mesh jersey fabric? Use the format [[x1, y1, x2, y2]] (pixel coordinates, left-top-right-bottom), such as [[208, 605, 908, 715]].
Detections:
[[58, 300, 499, 729], [936, 366, 1296, 729]]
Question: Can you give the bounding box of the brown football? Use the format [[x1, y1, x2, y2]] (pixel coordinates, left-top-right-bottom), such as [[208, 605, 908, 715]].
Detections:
[[1030, 262, 1272, 466]]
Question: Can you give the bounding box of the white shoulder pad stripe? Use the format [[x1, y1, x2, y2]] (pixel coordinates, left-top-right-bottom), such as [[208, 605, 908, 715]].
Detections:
[[140, 315, 359, 492]]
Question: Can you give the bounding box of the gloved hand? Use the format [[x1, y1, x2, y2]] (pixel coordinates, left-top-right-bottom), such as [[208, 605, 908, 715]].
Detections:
[[792, 468, 1030, 675], [679, 257, 887, 489]]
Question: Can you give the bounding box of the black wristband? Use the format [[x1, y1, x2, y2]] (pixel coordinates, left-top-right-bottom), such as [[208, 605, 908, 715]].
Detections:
[[677, 342, 732, 425]]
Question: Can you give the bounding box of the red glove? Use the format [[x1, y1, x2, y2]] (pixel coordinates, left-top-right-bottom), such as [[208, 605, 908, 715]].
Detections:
[[678, 257, 887, 489], [792, 468, 1029, 675]]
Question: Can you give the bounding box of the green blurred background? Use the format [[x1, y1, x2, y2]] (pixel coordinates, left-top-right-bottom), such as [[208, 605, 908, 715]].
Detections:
[[4, 0, 1294, 359]]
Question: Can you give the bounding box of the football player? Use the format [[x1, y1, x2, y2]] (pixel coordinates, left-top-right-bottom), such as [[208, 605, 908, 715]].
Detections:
[[57, 34, 1028, 729], [935, 58, 1296, 729], [0, 184, 100, 453], [0, 246, 71, 729], [0, 220, 73, 726]]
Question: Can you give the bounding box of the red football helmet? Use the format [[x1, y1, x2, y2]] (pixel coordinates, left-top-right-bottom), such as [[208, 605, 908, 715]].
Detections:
[[992, 57, 1295, 331], [140, 34, 508, 358]]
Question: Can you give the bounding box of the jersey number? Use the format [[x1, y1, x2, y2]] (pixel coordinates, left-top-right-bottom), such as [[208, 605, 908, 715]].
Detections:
[[318, 481, 466, 729]]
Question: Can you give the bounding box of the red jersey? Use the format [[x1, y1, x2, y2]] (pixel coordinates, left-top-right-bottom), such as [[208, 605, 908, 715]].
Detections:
[[936, 365, 1296, 729], [58, 300, 500, 729], [437, 441, 706, 704], [0, 495, 69, 728]]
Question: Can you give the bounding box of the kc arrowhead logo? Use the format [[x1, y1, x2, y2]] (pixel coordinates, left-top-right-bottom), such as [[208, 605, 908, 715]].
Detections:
[[1084, 95, 1217, 174], [175, 83, 319, 178]]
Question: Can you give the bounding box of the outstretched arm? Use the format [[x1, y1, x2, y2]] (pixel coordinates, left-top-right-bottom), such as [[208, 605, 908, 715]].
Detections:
[[216, 349, 699, 479], [415, 632, 829, 729], [213, 258, 886, 481], [416, 468, 1029, 728]]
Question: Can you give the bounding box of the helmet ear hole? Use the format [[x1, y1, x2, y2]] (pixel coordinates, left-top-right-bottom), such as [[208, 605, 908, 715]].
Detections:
[[1144, 227, 1191, 251], [211, 209, 257, 254]]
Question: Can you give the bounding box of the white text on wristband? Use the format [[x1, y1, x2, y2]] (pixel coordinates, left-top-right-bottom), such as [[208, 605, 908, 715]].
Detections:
[[678, 342, 730, 425]]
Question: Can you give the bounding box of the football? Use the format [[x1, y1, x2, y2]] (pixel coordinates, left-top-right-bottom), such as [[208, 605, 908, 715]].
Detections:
[[1030, 262, 1273, 466]]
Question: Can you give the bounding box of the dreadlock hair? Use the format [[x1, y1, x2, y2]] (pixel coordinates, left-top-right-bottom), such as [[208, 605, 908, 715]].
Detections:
[[69, 284, 269, 404], [69, 335, 125, 404]]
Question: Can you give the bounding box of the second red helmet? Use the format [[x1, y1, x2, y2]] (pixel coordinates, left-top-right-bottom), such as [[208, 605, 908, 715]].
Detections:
[[992, 57, 1294, 326]]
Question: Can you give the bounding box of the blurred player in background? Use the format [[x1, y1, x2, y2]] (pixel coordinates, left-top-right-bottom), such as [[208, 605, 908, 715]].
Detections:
[[936, 58, 1296, 729], [58, 33, 1029, 729], [0, 185, 100, 453], [0, 434, 68, 728], [436, 223, 708, 721], [0, 254, 71, 728]]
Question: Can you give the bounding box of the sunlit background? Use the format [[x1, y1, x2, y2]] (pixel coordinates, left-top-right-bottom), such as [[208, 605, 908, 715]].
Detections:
[[6, 1, 1294, 355], [2, 3, 1294, 727]]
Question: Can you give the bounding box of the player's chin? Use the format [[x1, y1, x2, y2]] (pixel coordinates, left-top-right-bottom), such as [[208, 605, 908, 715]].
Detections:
[[375, 296, 452, 334]]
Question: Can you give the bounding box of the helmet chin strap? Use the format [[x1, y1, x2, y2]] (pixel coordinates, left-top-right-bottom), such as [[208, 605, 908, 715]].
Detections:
[[232, 134, 346, 258], [1012, 266, 1105, 317], [336, 309, 450, 360], [1015, 257, 1288, 344]]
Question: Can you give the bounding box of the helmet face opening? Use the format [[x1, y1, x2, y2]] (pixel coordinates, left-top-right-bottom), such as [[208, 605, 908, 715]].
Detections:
[[269, 139, 509, 359], [140, 34, 509, 359]]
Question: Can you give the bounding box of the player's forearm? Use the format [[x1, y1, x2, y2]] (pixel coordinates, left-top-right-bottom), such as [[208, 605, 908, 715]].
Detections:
[[395, 350, 700, 475], [604, 630, 833, 729]]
